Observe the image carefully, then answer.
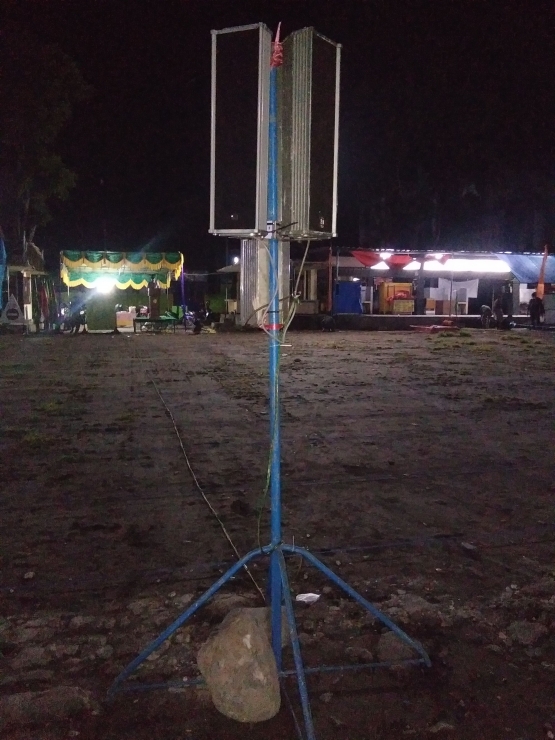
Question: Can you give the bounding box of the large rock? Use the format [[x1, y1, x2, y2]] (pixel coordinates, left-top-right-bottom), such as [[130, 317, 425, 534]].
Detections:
[[0, 687, 99, 729], [197, 607, 281, 722], [204, 593, 259, 619], [250, 606, 290, 649]]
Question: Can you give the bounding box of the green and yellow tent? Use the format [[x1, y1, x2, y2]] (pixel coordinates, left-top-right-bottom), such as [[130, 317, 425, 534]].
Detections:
[[60, 251, 183, 290]]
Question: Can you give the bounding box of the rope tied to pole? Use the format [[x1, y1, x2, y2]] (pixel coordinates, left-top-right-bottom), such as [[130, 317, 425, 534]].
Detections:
[[271, 23, 283, 68]]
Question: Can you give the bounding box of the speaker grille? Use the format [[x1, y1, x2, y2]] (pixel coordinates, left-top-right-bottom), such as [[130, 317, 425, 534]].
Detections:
[[210, 25, 271, 236], [279, 29, 341, 240]]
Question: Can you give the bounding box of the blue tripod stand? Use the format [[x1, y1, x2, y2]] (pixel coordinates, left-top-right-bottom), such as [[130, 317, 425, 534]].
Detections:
[[109, 31, 430, 740]]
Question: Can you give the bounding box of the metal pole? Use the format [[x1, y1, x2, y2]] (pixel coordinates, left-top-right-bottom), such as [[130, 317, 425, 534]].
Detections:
[[327, 245, 333, 312], [416, 260, 425, 315], [180, 262, 186, 315], [333, 249, 340, 313], [107, 29, 433, 734], [267, 37, 282, 669], [449, 271, 453, 317]]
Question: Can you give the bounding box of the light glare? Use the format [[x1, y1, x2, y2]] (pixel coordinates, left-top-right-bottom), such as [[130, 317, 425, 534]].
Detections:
[[95, 276, 116, 293], [443, 258, 510, 273]]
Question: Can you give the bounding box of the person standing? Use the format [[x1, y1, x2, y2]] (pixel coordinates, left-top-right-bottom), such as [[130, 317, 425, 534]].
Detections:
[[502, 281, 513, 320], [480, 304, 492, 329], [528, 291, 545, 329], [148, 278, 161, 319], [492, 295, 504, 329]]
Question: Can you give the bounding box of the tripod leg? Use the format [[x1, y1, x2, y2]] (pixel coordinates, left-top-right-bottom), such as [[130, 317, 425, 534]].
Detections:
[[278, 550, 316, 740], [283, 545, 431, 667], [108, 547, 264, 698], [270, 548, 283, 671]]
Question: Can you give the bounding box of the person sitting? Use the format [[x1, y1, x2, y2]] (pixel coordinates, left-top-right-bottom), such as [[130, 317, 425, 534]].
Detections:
[[192, 315, 203, 335], [69, 304, 87, 334]]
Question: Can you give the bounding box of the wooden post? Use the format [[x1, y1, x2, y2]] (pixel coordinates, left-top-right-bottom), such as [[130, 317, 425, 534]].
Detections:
[[536, 244, 549, 300]]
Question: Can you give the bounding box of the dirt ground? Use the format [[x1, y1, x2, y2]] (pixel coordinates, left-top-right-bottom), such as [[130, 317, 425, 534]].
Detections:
[[1, 327, 554, 739]]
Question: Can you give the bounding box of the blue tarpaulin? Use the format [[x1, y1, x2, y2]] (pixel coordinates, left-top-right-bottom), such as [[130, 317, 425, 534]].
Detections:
[[496, 254, 555, 284], [334, 281, 362, 314]]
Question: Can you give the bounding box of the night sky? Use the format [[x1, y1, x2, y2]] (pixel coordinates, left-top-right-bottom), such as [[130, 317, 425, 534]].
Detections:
[[4, 0, 555, 268]]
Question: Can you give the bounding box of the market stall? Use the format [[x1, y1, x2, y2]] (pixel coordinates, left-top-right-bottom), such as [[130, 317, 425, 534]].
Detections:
[[350, 251, 516, 316], [60, 251, 183, 331], [0, 243, 59, 332]]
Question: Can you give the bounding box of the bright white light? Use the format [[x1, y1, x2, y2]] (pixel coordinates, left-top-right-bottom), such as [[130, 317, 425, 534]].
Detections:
[[379, 252, 391, 260], [352, 277, 360, 282], [95, 276, 116, 293], [419, 258, 511, 274], [443, 258, 510, 274], [370, 261, 390, 270], [232, 256, 240, 265], [486, 259, 511, 273], [403, 260, 422, 271], [423, 260, 445, 271]]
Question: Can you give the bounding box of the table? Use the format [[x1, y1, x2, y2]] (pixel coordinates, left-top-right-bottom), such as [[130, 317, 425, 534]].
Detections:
[[133, 317, 178, 333]]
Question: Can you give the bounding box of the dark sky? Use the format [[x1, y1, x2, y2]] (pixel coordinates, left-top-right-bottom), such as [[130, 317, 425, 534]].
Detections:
[[5, 0, 555, 267]]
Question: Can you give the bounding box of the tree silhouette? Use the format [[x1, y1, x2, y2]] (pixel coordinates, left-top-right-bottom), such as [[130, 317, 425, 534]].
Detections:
[[0, 24, 89, 252]]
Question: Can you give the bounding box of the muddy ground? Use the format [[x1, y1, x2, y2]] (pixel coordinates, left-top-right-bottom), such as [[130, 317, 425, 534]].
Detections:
[[1, 327, 554, 739]]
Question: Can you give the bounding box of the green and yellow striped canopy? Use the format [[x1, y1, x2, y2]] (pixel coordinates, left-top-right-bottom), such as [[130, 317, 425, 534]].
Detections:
[[60, 251, 183, 290]]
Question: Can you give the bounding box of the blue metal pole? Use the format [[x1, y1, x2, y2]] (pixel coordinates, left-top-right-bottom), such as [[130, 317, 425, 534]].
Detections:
[[267, 58, 282, 670], [282, 544, 431, 666], [279, 550, 316, 740], [109, 546, 268, 699]]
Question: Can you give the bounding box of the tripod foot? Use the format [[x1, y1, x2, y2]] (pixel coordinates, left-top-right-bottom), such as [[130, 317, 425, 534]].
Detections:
[[108, 543, 431, 740]]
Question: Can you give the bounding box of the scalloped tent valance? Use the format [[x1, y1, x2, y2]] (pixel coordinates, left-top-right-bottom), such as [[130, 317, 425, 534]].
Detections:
[[60, 251, 183, 290]]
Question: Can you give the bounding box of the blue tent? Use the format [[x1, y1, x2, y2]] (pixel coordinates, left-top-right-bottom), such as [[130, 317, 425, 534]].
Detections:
[[496, 254, 555, 284]]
